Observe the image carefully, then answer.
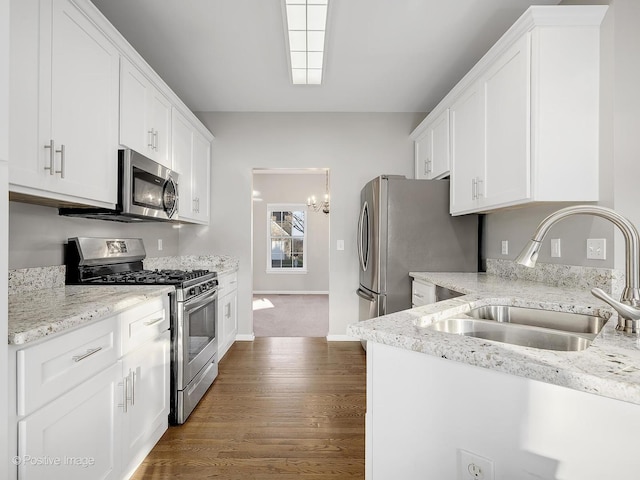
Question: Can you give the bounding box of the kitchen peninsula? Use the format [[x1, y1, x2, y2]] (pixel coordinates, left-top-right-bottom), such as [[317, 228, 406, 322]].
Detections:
[[347, 268, 640, 480]]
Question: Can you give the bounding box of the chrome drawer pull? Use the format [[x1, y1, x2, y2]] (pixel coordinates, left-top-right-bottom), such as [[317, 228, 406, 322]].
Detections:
[[44, 139, 55, 175], [143, 316, 164, 326], [414, 293, 424, 298], [71, 347, 102, 362]]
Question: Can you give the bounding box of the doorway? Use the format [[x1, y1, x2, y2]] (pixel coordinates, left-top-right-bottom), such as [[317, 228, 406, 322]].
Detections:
[[251, 169, 330, 337]]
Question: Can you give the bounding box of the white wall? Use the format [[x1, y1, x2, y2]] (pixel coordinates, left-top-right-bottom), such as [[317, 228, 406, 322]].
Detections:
[[484, 0, 640, 275], [252, 172, 330, 293], [181, 112, 423, 338], [1, 0, 10, 475]]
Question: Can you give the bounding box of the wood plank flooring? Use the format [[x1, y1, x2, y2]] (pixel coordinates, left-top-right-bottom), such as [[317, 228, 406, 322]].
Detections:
[[131, 337, 366, 479]]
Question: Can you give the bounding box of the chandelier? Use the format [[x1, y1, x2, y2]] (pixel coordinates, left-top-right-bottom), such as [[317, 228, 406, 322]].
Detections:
[[307, 170, 330, 215]]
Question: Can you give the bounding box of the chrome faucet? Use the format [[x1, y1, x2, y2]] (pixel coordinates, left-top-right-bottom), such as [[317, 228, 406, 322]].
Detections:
[[515, 205, 640, 334]]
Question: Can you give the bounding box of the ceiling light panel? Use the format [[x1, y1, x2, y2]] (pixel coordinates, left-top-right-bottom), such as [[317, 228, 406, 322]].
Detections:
[[284, 0, 329, 85]]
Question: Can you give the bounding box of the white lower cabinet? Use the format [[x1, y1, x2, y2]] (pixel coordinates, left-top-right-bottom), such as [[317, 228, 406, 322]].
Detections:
[[217, 271, 238, 360], [11, 296, 170, 480], [121, 331, 170, 477], [17, 362, 121, 480]]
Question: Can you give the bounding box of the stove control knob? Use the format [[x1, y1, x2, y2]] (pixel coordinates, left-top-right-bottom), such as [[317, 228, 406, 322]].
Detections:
[[189, 287, 196, 296]]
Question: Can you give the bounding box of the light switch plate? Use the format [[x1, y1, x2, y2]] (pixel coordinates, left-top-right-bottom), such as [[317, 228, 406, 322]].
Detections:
[[337, 239, 344, 251], [551, 238, 561, 258], [501, 240, 508, 255]]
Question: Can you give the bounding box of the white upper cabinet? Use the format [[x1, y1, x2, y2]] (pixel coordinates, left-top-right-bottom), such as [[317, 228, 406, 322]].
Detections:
[[119, 56, 172, 168], [413, 109, 450, 179], [411, 6, 607, 216], [9, 0, 119, 207], [172, 108, 211, 224]]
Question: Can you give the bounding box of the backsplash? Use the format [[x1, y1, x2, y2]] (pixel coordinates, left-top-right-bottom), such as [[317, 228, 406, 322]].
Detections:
[[8, 255, 238, 296], [143, 255, 239, 275], [486, 258, 624, 296], [8, 265, 66, 295]]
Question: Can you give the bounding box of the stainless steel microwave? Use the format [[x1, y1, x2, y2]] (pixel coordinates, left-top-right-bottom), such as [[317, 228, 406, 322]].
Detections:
[[59, 149, 179, 222]]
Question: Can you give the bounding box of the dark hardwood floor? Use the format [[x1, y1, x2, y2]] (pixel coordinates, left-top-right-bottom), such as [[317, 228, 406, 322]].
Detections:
[[131, 337, 366, 479]]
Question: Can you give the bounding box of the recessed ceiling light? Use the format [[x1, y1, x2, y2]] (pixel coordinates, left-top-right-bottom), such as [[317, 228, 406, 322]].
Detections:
[[283, 0, 328, 85]]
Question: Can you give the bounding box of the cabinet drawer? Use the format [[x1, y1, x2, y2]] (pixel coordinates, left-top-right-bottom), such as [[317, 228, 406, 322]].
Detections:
[[17, 317, 117, 416], [218, 271, 237, 295], [120, 296, 169, 355], [412, 280, 436, 307]]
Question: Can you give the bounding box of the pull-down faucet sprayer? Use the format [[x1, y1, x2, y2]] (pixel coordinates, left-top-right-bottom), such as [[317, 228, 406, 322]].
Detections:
[[515, 205, 640, 334]]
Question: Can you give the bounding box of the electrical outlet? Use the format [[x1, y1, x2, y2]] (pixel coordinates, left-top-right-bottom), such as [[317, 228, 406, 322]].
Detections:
[[458, 449, 494, 480], [587, 238, 606, 260], [551, 238, 561, 258], [501, 240, 508, 255], [158, 239, 163, 251]]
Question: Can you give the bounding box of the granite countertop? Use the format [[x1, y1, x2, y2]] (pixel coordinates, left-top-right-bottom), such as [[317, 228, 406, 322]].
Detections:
[[8, 254, 239, 346], [347, 272, 640, 405], [8, 285, 174, 345]]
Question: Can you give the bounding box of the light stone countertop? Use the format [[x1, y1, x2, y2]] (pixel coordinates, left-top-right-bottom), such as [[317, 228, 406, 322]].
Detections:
[[346, 272, 640, 406], [8, 284, 174, 345]]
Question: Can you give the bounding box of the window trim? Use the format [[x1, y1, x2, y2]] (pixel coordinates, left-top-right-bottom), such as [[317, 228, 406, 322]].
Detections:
[[266, 203, 308, 274]]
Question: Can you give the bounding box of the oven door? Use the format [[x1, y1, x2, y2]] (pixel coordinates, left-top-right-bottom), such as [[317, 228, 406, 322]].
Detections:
[[176, 288, 218, 391]]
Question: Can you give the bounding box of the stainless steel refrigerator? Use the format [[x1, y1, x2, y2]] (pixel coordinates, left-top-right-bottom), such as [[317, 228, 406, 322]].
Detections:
[[356, 175, 478, 322]]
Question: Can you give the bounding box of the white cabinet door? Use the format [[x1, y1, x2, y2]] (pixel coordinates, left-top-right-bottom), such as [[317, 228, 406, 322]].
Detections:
[[10, 0, 119, 207], [119, 57, 172, 169], [449, 82, 484, 215], [119, 57, 151, 159], [149, 89, 172, 168], [414, 109, 449, 180], [17, 362, 122, 480], [217, 272, 238, 360], [414, 131, 431, 180], [121, 331, 170, 476], [428, 110, 450, 179], [172, 108, 211, 224], [191, 130, 211, 223], [171, 108, 194, 219], [482, 34, 531, 208]]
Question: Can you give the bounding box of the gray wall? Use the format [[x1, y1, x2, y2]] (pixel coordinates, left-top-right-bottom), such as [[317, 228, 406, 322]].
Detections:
[[252, 172, 330, 293], [180, 112, 422, 338], [8, 201, 179, 269], [484, 0, 639, 274]]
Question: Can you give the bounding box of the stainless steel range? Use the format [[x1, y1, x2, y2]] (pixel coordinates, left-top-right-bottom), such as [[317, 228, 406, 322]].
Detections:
[[65, 237, 218, 424]]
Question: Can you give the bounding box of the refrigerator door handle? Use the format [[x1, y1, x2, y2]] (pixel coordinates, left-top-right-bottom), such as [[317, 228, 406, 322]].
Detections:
[[356, 287, 375, 302], [358, 201, 369, 271]]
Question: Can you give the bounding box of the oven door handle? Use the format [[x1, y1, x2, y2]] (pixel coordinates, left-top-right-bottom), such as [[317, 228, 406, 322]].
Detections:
[[183, 288, 218, 312]]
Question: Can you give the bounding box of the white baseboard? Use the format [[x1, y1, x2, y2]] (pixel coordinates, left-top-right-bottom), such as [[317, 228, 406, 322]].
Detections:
[[235, 333, 255, 341], [253, 291, 329, 295], [326, 334, 360, 342]]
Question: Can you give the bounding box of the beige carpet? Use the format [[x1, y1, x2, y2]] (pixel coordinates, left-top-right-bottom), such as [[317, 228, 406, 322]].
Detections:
[[252, 294, 329, 337]]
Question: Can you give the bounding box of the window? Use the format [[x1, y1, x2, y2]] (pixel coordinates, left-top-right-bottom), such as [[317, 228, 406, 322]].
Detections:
[[267, 204, 307, 273]]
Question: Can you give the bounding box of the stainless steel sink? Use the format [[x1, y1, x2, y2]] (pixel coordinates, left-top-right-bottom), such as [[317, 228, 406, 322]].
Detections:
[[423, 305, 607, 351], [466, 305, 606, 334]]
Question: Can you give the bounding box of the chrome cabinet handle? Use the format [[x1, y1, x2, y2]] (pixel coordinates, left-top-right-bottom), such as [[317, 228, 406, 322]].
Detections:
[[118, 375, 128, 413], [130, 370, 136, 406], [143, 316, 164, 326], [476, 178, 483, 198], [55, 144, 65, 178], [153, 130, 159, 151], [413, 293, 424, 299], [44, 140, 55, 175], [472, 178, 477, 200], [71, 346, 102, 362], [148, 129, 155, 149], [425, 158, 432, 175]]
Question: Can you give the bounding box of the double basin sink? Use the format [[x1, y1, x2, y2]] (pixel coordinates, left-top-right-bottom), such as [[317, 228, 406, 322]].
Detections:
[[419, 304, 607, 351]]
